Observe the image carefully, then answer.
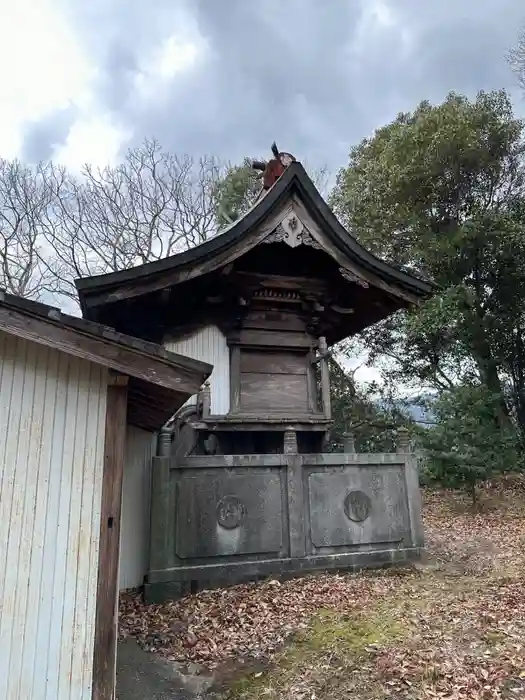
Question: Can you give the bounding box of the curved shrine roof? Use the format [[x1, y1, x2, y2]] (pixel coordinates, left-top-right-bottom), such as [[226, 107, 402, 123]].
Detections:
[[75, 162, 433, 317]]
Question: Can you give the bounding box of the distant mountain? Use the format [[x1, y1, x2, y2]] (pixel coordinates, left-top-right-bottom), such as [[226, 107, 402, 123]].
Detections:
[[377, 393, 436, 426], [402, 401, 435, 425]]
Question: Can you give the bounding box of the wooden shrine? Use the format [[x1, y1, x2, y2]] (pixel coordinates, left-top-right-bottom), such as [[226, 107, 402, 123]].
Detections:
[[76, 148, 433, 601]]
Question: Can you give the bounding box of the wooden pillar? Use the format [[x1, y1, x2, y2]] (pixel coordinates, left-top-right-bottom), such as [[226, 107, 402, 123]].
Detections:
[[307, 349, 318, 413], [92, 374, 128, 700], [230, 346, 241, 413], [319, 336, 331, 419]]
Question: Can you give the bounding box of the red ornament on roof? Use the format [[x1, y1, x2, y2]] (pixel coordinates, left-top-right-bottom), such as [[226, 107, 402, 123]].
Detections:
[[252, 142, 296, 190]]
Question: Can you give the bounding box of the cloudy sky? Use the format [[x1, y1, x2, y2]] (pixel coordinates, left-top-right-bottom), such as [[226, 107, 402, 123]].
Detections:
[[2, 0, 525, 176]]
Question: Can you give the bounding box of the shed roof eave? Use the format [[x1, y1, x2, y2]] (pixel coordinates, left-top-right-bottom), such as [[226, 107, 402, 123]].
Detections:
[[0, 289, 212, 428]]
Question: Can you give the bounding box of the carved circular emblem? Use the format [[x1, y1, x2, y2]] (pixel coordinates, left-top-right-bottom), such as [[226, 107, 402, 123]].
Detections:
[[344, 491, 371, 523], [216, 495, 246, 530]]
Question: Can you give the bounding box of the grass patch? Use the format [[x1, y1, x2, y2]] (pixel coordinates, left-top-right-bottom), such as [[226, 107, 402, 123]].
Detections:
[[290, 605, 405, 655], [121, 481, 525, 699], [223, 603, 409, 699], [216, 483, 525, 698]]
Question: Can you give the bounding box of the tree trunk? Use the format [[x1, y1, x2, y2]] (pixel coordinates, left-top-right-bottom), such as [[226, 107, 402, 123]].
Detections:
[[510, 327, 525, 444], [469, 260, 510, 428], [468, 481, 477, 507], [469, 319, 510, 428]]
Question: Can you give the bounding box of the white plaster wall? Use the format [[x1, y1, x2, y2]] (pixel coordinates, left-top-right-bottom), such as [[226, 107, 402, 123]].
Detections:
[[165, 324, 230, 415], [0, 331, 107, 700], [119, 426, 157, 591]]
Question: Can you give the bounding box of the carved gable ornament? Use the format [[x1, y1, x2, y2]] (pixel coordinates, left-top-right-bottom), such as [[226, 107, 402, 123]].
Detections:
[[263, 213, 322, 249], [263, 214, 370, 289]]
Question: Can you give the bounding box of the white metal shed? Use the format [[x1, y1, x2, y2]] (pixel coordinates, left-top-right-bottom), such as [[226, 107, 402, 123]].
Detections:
[[0, 290, 211, 700]]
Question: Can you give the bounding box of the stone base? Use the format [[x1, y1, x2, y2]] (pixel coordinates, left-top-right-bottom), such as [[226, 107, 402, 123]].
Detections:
[[144, 547, 423, 604]]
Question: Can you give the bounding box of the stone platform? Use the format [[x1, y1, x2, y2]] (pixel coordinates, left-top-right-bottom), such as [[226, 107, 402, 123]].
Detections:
[[145, 447, 423, 603]]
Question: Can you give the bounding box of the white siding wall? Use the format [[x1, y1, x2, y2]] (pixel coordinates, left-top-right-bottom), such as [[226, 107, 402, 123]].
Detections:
[[165, 324, 230, 415], [119, 426, 157, 591], [0, 332, 107, 700]]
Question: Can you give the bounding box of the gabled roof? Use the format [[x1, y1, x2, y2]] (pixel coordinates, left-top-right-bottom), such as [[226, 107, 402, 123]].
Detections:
[[0, 289, 212, 431], [75, 162, 433, 316]]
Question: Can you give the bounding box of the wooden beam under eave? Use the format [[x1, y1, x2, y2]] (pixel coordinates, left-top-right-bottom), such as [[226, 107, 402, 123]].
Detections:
[[92, 376, 128, 700]]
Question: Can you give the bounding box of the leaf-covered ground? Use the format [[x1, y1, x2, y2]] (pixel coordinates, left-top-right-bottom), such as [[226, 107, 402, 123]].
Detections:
[[119, 478, 525, 699]]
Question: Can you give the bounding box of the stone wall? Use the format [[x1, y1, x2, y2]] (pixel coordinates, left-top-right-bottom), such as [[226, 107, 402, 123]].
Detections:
[[145, 437, 423, 602]]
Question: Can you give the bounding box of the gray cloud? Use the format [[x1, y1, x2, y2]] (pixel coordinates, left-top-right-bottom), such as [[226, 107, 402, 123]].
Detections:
[[21, 105, 77, 163], [23, 0, 525, 173]]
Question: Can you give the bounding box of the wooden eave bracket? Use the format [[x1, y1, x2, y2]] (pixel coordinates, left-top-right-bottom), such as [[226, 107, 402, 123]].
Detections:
[[311, 349, 332, 365], [108, 371, 129, 386]]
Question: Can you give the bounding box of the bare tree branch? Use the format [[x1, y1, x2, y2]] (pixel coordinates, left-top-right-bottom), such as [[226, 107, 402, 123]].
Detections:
[[0, 159, 57, 299], [508, 27, 525, 91], [38, 139, 226, 301], [0, 140, 332, 310]]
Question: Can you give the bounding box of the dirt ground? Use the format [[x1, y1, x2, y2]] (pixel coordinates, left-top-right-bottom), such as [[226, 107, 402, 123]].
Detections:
[[119, 478, 525, 699], [117, 638, 196, 700]]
